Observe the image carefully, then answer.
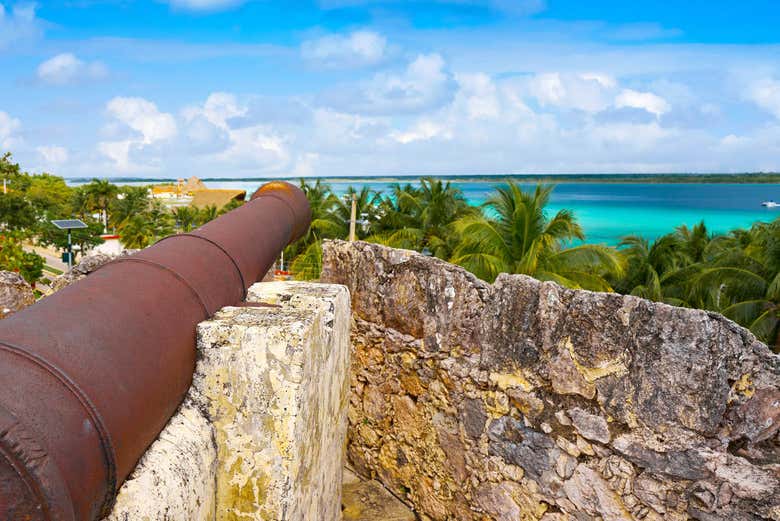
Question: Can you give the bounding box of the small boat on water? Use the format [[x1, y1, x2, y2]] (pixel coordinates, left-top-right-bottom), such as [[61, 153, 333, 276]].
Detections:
[[762, 200, 780, 208]]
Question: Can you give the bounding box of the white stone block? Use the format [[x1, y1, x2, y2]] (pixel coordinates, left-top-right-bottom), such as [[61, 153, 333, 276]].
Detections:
[[103, 281, 351, 521], [191, 281, 351, 521], [104, 402, 217, 521]]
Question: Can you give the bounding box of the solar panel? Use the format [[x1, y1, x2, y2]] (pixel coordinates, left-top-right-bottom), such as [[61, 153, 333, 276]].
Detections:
[[51, 219, 89, 230]]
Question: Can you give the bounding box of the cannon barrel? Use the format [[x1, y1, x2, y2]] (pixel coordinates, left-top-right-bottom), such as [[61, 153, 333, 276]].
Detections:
[[0, 181, 310, 521]]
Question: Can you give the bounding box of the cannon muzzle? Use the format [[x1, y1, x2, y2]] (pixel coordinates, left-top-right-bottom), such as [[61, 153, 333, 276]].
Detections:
[[0, 181, 310, 521]]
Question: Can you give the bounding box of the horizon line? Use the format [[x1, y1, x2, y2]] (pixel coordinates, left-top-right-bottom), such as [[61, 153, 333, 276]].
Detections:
[[62, 172, 780, 182]]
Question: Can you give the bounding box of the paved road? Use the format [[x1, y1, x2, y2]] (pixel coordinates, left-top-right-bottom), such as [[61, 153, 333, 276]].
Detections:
[[23, 243, 68, 272]]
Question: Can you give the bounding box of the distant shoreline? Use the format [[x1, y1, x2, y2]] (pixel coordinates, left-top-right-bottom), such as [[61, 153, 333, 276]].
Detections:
[[65, 173, 780, 185]]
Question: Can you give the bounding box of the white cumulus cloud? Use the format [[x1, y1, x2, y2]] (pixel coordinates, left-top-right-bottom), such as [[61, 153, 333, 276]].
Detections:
[[322, 53, 455, 115], [392, 120, 452, 144], [37, 145, 69, 165], [0, 3, 42, 49], [746, 78, 780, 120], [97, 140, 135, 171], [302, 30, 388, 68], [183, 92, 246, 129], [181, 92, 245, 153], [37, 53, 108, 85], [182, 93, 292, 172], [319, 0, 546, 16], [0, 111, 21, 149], [526, 72, 616, 113], [106, 97, 177, 144], [164, 0, 246, 11], [614, 89, 670, 118], [99, 97, 177, 171]]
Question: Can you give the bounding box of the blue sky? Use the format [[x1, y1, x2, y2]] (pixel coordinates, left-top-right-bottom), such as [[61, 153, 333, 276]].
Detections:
[[1, 0, 780, 178]]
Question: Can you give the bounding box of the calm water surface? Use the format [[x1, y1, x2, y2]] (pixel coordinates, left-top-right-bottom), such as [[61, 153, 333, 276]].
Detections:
[[72, 179, 780, 245]]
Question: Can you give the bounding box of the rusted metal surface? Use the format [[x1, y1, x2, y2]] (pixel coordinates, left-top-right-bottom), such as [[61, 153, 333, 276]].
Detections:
[[0, 181, 310, 521]]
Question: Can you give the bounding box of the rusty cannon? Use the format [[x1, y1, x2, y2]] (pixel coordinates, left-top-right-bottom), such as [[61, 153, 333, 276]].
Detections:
[[0, 181, 310, 521]]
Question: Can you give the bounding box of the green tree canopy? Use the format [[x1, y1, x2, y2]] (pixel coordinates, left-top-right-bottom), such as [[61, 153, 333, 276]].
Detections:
[[82, 179, 119, 232], [0, 191, 36, 230], [110, 186, 151, 227], [0, 231, 44, 283]]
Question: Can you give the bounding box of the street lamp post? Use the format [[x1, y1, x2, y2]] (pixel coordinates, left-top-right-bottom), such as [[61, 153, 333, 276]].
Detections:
[[67, 229, 72, 270], [51, 219, 88, 271]]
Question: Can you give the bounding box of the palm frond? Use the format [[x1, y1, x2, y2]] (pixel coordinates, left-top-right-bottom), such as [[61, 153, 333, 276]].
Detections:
[[722, 299, 772, 325], [547, 244, 625, 278], [450, 252, 506, 283], [749, 309, 779, 345], [290, 240, 323, 281], [554, 270, 614, 292]]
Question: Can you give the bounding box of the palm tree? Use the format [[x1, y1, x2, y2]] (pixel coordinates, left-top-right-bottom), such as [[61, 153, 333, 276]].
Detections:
[[118, 199, 174, 249], [373, 182, 421, 227], [687, 220, 780, 350], [218, 198, 244, 215], [148, 200, 174, 239], [615, 234, 692, 304], [451, 183, 623, 290], [675, 221, 711, 263], [83, 179, 119, 233], [110, 186, 150, 228], [370, 178, 476, 259], [172, 206, 199, 232], [118, 215, 156, 249], [70, 187, 93, 219], [289, 240, 323, 281], [197, 205, 219, 226], [720, 277, 778, 352], [284, 179, 356, 279], [298, 179, 342, 242]]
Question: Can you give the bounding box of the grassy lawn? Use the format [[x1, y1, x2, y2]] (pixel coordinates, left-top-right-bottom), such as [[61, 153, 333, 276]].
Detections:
[[43, 265, 64, 276]]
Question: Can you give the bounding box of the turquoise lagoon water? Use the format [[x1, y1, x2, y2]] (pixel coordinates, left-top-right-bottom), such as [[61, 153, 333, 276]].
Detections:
[[199, 180, 779, 245], [72, 178, 780, 245]]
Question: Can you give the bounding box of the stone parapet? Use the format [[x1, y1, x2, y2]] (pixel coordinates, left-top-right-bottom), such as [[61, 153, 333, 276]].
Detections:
[[104, 281, 351, 521], [322, 239, 780, 521], [0, 270, 34, 317], [104, 403, 217, 521]]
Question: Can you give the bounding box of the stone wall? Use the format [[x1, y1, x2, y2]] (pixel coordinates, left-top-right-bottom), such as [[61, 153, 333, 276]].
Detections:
[[321, 240, 780, 521], [0, 270, 34, 317], [105, 281, 351, 521], [51, 252, 131, 291]]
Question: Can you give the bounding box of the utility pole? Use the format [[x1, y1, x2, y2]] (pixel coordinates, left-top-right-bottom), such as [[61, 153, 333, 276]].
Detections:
[[348, 193, 357, 242], [2, 178, 7, 194], [67, 229, 73, 271]]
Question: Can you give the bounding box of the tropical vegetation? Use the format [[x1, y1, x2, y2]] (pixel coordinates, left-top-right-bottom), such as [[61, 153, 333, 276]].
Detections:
[[279, 178, 779, 351], [0, 151, 777, 351], [0, 153, 231, 283]]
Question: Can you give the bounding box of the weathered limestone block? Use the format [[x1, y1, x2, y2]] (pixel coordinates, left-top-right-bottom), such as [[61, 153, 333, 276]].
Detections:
[[105, 402, 217, 521], [322, 240, 780, 521], [0, 270, 34, 317], [191, 281, 351, 521], [103, 281, 350, 521], [342, 478, 416, 521]]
